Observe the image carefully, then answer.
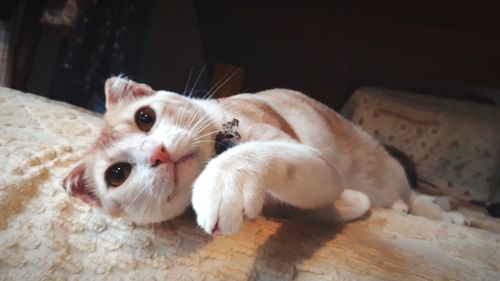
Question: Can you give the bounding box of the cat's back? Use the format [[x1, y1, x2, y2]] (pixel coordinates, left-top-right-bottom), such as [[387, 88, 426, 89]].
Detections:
[[253, 89, 362, 146], [224, 89, 373, 154]]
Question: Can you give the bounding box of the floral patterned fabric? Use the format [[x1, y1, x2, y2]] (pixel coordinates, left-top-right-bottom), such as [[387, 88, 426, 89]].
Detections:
[[342, 87, 500, 204]]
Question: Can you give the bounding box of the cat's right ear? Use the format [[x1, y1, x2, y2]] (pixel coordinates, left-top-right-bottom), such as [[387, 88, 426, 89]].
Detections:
[[63, 162, 101, 207], [104, 76, 154, 110]]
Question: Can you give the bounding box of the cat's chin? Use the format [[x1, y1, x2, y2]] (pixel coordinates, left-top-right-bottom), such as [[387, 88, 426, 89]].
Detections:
[[125, 203, 187, 224]]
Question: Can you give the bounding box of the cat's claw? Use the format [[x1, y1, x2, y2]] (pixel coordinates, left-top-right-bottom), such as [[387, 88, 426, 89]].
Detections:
[[211, 220, 220, 234]]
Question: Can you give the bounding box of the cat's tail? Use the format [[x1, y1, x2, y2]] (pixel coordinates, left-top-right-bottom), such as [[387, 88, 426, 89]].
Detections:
[[383, 145, 470, 225], [383, 145, 417, 188]]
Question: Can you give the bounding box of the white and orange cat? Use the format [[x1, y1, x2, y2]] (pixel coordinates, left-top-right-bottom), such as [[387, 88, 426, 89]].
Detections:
[[63, 77, 467, 235]]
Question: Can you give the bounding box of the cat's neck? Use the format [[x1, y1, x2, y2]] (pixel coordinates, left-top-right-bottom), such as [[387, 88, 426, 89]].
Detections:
[[191, 95, 296, 143], [191, 98, 234, 130]]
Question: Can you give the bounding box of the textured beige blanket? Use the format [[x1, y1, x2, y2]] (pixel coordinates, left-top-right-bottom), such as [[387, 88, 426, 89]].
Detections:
[[0, 87, 499, 280]]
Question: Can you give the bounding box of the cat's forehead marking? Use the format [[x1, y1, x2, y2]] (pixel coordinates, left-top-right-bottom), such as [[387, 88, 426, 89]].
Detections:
[[95, 125, 122, 150]]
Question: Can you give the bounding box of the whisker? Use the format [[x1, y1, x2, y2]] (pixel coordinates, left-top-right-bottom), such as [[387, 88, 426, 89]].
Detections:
[[193, 129, 221, 141], [203, 68, 241, 100], [193, 140, 227, 146], [184, 66, 245, 130], [137, 187, 156, 225], [175, 63, 203, 127], [123, 186, 148, 215], [188, 97, 243, 137], [183, 64, 196, 96], [189, 117, 215, 137], [202, 71, 232, 99], [189, 63, 207, 98], [184, 106, 205, 131]]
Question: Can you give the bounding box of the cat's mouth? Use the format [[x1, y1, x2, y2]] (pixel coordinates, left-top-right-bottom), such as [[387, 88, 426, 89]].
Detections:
[[165, 189, 175, 202], [173, 151, 196, 185], [160, 152, 195, 204]]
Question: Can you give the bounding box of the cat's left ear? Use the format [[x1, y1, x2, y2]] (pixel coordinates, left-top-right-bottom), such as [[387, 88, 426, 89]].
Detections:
[[62, 162, 101, 207], [104, 76, 154, 110]]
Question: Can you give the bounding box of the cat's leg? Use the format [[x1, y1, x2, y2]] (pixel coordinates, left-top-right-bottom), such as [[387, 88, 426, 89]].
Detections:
[[192, 141, 370, 234], [409, 192, 469, 225]]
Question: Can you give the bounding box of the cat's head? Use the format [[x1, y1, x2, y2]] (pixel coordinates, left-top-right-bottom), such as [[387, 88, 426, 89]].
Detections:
[[63, 77, 215, 224]]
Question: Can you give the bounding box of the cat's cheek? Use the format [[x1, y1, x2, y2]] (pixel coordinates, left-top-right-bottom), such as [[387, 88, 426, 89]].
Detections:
[[100, 199, 124, 218]]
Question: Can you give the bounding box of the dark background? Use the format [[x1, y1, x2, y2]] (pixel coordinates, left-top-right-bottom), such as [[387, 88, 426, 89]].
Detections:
[[5, 0, 500, 111]]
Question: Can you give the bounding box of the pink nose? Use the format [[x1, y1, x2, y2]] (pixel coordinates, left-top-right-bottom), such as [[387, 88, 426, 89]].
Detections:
[[150, 145, 172, 166]]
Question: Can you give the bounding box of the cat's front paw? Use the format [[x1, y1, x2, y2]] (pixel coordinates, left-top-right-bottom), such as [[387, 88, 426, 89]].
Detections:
[[192, 159, 266, 235]]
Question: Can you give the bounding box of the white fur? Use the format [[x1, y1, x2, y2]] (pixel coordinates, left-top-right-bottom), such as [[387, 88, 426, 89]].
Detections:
[[409, 192, 470, 225]]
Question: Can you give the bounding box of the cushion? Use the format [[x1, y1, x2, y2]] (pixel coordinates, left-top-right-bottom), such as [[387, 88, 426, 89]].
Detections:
[[342, 87, 500, 204]]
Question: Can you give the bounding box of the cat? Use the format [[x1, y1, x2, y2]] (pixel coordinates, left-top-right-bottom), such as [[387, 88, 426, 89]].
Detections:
[[63, 76, 467, 235]]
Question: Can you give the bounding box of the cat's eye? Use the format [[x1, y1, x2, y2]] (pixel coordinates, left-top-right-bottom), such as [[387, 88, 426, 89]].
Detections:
[[135, 107, 156, 132], [105, 162, 132, 187]]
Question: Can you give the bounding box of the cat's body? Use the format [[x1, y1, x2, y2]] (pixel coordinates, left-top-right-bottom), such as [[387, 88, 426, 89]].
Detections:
[[63, 77, 467, 235], [201, 90, 412, 206]]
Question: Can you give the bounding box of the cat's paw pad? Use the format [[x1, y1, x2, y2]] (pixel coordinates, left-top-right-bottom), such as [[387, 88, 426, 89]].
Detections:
[[192, 162, 265, 235], [443, 211, 470, 226]]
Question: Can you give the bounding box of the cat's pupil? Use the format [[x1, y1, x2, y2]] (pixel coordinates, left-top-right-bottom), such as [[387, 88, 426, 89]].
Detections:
[[112, 166, 124, 177], [105, 162, 132, 187], [140, 112, 152, 123]]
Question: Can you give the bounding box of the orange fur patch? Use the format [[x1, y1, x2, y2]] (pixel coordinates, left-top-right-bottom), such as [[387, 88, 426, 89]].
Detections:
[[220, 95, 299, 140]]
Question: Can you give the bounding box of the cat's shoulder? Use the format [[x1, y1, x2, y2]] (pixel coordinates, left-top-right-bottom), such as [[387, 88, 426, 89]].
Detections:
[[223, 88, 341, 126], [221, 88, 309, 107], [254, 88, 327, 108], [253, 89, 338, 118], [253, 88, 309, 100]]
